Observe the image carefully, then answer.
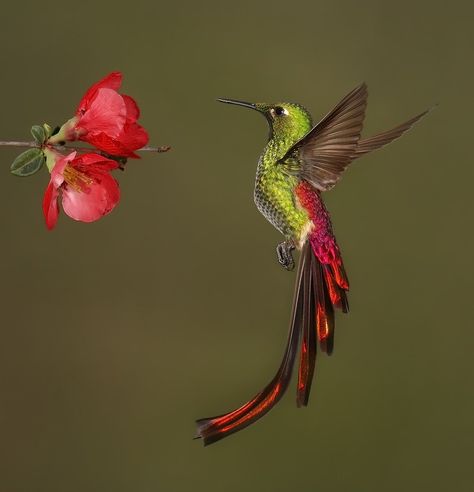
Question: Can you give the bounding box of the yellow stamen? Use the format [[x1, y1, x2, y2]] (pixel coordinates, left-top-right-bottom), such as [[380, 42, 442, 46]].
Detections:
[[63, 165, 93, 192]]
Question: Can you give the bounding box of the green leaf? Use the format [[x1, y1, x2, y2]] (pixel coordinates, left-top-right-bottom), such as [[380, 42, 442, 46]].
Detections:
[[42, 123, 53, 139], [31, 125, 46, 145], [10, 148, 45, 177]]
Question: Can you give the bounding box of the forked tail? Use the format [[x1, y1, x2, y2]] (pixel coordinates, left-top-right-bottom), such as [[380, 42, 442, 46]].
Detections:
[[196, 240, 349, 445]]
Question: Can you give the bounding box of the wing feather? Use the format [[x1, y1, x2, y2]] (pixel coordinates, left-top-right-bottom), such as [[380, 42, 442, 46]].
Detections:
[[281, 85, 430, 191], [281, 83, 368, 191], [353, 108, 432, 158]]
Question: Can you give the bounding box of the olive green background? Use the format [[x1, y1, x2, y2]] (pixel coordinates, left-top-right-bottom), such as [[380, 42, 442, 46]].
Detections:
[[0, 1, 472, 491]]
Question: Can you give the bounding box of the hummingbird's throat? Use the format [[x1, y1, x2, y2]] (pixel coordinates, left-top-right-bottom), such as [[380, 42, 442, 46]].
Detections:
[[63, 166, 93, 192]]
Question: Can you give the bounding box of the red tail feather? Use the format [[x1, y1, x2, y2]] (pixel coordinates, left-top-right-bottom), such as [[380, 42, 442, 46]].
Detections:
[[196, 245, 310, 445], [196, 231, 350, 443], [296, 246, 317, 407]]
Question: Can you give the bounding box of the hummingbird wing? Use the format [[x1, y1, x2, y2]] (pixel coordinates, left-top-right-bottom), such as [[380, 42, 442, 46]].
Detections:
[[352, 108, 431, 158], [281, 83, 368, 191]]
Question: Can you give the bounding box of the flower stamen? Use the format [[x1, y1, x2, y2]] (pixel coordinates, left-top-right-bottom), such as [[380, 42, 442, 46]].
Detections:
[[63, 165, 93, 192]]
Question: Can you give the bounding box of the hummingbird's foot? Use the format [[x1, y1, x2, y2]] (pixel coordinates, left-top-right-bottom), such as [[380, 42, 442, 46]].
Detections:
[[276, 241, 295, 271]]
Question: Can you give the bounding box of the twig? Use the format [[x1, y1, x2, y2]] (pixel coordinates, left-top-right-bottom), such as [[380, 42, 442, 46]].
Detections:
[[0, 141, 38, 148], [0, 140, 171, 153]]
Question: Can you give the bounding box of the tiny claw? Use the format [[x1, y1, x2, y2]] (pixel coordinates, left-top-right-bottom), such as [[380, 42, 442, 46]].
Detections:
[[276, 241, 295, 271]]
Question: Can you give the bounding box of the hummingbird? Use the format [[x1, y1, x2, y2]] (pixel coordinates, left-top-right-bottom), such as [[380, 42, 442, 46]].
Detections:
[[196, 83, 429, 445]]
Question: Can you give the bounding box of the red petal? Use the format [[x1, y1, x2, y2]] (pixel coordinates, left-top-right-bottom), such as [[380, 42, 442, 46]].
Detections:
[[77, 72, 122, 114], [77, 88, 126, 138], [84, 132, 135, 157], [43, 180, 60, 230], [61, 172, 120, 223], [119, 122, 149, 151], [74, 153, 120, 172], [122, 94, 141, 122], [85, 132, 142, 158], [51, 151, 76, 187]]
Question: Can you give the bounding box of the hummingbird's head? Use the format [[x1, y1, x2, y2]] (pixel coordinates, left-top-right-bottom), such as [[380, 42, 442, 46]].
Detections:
[[217, 98, 313, 142]]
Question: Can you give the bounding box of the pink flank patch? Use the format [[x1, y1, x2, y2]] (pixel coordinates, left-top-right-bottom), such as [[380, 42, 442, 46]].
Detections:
[[295, 181, 349, 291]]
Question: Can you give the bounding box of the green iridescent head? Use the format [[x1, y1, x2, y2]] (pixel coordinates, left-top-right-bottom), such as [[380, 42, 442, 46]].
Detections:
[[218, 98, 313, 142]]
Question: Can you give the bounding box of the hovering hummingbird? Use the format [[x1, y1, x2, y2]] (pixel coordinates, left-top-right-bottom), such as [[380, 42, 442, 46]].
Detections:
[[196, 83, 429, 445]]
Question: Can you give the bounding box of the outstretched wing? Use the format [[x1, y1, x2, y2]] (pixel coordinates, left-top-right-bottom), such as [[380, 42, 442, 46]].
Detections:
[[352, 108, 432, 159], [281, 83, 368, 191]]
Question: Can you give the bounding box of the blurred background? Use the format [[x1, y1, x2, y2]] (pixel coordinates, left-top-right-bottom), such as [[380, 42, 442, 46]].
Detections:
[[0, 1, 472, 491]]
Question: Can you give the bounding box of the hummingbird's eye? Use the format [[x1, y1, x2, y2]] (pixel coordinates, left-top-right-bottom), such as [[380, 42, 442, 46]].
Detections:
[[274, 106, 287, 116]]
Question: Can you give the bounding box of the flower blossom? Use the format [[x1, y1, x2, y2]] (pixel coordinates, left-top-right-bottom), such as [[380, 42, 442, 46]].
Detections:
[[43, 151, 120, 230], [49, 72, 148, 158]]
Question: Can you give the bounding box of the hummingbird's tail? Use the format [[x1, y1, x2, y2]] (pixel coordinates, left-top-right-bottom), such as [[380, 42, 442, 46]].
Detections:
[[195, 243, 311, 445], [195, 240, 348, 445], [296, 238, 349, 406]]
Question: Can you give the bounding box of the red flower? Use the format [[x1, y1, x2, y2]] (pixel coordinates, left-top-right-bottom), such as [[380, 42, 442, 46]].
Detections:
[[43, 151, 120, 230], [51, 72, 148, 158]]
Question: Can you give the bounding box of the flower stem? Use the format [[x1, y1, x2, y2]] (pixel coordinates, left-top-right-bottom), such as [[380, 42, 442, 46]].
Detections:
[[0, 140, 171, 153], [55, 144, 172, 154], [0, 140, 38, 148], [139, 145, 171, 153]]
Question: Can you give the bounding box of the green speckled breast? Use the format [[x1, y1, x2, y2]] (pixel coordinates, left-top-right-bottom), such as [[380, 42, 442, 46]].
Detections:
[[254, 154, 309, 240], [251, 102, 314, 241]]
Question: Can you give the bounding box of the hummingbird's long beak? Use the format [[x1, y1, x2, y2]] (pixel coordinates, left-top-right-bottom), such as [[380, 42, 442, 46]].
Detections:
[[217, 98, 257, 110]]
